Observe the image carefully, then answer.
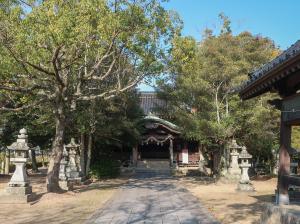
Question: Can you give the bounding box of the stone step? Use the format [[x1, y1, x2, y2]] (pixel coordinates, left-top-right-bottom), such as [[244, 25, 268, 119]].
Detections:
[[137, 159, 170, 170], [135, 169, 171, 175]]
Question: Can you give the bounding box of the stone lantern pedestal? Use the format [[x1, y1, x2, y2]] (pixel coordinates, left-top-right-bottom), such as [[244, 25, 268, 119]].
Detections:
[[237, 146, 255, 192], [0, 129, 35, 203]]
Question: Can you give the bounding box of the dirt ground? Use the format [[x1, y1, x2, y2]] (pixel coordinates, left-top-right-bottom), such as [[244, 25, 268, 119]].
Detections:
[[0, 170, 126, 224], [0, 170, 278, 224], [179, 176, 277, 224]]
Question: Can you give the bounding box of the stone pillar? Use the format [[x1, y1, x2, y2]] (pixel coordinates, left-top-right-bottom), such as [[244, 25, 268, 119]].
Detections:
[[277, 120, 291, 205], [0, 128, 35, 203], [169, 138, 174, 168], [132, 146, 138, 167], [228, 139, 241, 176]]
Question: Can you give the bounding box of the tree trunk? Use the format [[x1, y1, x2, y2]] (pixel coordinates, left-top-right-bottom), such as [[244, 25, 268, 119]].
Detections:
[[46, 115, 65, 192], [4, 149, 10, 174], [215, 90, 220, 124], [85, 133, 92, 176], [198, 144, 206, 174], [225, 95, 229, 117], [41, 150, 45, 167], [31, 149, 39, 173], [80, 133, 86, 177]]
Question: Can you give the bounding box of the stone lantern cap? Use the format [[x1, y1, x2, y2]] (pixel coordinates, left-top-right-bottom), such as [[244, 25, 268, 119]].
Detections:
[[7, 128, 30, 152], [239, 146, 252, 159], [65, 138, 79, 150], [229, 139, 242, 149]]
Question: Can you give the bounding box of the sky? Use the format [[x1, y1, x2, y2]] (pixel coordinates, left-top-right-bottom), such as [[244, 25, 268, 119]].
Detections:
[[138, 0, 300, 91]]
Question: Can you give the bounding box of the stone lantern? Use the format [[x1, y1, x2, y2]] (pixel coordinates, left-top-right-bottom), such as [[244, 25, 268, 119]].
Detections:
[[1, 128, 35, 202], [65, 138, 82, 184], [228, 139, 242, 176], [237, 146, 255, 191], [59, 146, 72, 190]]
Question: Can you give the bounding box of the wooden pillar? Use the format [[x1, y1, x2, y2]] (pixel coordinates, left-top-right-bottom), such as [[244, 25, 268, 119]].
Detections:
[[277, 117, 291, 205], [169, 139, 173, 167], [132, 146, 138, 167]]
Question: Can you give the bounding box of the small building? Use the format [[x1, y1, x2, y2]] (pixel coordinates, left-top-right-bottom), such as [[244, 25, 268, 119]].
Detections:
[[238, 40, 300, 204], [134, 92, 201, 169]]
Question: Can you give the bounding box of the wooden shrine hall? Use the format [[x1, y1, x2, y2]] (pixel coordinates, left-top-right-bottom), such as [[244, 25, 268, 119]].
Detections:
[[133, 92, 200, 168], [239, 40, 300, 204]]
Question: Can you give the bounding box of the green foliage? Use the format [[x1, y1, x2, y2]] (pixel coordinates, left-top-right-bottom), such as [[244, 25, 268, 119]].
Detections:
[[292, 126, 300, 149], [158, 14, 280, 160], [72, 90, 144, 148], [89, 159, 121, 179], [0, 0, 179, 173]]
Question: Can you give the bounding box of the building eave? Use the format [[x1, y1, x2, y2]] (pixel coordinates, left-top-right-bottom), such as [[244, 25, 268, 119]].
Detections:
[[238, 40, 300, 100], [143, 115, 181, 134]]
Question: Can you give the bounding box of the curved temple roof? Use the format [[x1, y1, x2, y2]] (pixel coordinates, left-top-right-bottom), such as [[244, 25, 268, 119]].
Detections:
[[143, 115, 180, 134], [238, 40, 300, 100]]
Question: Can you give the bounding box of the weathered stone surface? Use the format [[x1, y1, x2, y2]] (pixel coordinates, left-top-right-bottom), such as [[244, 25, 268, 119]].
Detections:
[[3, 128, 35, 203], [65, 138, 83, 184], [59, 180, 73, 191], [5, 186, 32, 195], [228, 140, 242, 176], [237, 146, 254, 192], [237, 182, 255, 192]]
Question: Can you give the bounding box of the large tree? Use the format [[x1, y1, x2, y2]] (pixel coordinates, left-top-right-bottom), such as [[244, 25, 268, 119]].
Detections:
[[0, 0, 179, 191], [158, 14, 280, 172]]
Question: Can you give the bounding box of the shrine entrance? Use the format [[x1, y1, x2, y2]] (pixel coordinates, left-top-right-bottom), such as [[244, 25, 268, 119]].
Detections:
[[132, 115, 180, 168], [139, 143, 169, 159]]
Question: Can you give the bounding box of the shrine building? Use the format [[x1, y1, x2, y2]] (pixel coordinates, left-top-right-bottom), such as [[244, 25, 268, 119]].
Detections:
[[238, 40, 300, 204], [133, 92, 201, 169]]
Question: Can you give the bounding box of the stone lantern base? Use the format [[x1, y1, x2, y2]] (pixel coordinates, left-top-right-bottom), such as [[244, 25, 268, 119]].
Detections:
[[220, 172, 241, 183], [0, 186, 36, 203], [237, 182, 255, 192], [59, 180, 73, 191]]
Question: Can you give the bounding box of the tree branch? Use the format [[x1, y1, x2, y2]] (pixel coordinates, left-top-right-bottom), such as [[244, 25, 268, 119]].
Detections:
[[85, 32, 119, 78], [52, 45, 65, 87], [86, 57, 117, 81], [0, 99, 44, 112], [4, 43, 55, 78], [0, 84, 40, 94], [76, 73, 143, 101]]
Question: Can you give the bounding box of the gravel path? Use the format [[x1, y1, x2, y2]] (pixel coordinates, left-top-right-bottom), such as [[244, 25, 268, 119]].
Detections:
[[87, 173, 219, 224]]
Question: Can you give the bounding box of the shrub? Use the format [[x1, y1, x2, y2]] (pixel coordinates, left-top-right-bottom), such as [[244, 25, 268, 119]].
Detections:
[[89, 159, 121, 179]]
